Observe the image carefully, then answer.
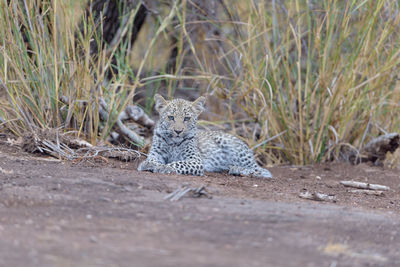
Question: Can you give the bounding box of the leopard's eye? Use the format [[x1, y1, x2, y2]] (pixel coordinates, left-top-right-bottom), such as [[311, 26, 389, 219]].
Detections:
[[168, 115, 175, 121], [184, 116, 190, 122]]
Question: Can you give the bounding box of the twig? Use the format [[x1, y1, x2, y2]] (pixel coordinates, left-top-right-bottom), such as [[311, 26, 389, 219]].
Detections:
[[170, 187, 193, 201], [164, 184, 212, 202], [340, 181, 390, 191]]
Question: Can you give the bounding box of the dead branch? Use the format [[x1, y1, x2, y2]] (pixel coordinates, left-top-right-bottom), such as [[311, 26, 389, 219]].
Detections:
[[40, 139, 142, 162], [348, 189, 385, 196], [340, 181, 390, 191], [362, 133, 400, 163], [299, 191, 336, 202], [99, 98, 145, 145], [21, 128, 142, 161], [118, 105, 154, 128], [77, 146, 142, 161], [61, 96, 147, 145], [337, 133, 400, 164], [115, 119, 144, 145]]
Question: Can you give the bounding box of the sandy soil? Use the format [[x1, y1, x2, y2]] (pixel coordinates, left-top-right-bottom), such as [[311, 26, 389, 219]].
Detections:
[[0, 140, 399, 267]]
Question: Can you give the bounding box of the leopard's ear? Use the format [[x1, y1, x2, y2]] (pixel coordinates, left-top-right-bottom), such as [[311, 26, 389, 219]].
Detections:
[[192, 96, 206, 115], [154, 94, 167, 113]]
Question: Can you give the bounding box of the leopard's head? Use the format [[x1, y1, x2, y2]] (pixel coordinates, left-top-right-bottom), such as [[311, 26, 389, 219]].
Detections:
[[154, 94, 205, 141]]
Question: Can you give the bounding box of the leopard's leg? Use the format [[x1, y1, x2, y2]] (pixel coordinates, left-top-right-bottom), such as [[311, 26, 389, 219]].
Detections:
[[138, 159, 176, 174], [167, 160, 204, 176]]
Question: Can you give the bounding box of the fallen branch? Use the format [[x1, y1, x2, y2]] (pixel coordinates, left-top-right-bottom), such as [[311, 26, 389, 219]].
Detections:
[[77, 146, 142, 161], [116, 119, 144, 145], [99, 98, 145, 146], [118, 105, 154, 128], [164, 184, 212, 202], [21, 128, 142, 161], [348, 189, 385, 196], [299, 191, 336, 202], [363, 133, 399, 163], [61, 96, 150, 146], [340, 181, 390, 191], [338, 133, 400, 164]]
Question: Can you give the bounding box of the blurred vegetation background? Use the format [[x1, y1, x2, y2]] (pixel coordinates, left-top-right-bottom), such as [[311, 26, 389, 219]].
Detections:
[[0, 0, 399, 165]]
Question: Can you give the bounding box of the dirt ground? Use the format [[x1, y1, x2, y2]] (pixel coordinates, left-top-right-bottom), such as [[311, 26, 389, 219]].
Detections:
[[0, 139, 399, 267]]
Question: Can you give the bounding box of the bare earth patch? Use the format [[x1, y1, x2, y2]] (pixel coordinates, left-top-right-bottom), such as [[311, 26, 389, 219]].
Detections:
[[0, 141, 399, 267]]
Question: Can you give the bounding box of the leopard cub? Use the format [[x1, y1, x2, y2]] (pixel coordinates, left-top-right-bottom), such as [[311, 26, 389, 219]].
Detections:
[[138, 94, 272, 178]]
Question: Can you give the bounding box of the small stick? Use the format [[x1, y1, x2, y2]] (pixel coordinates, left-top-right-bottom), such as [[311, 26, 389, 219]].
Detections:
[[165, 185, 212, 201], [192, 186, 212, 199], [299, 191, 336, 202], [170, 187, 192, 202], [340, 181, 390, 191], [164, 187, 185, 200]]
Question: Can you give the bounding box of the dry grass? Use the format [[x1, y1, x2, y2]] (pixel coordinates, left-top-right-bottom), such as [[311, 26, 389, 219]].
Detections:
[[198, 0, 400, 165], [0, 0, 176, 146]]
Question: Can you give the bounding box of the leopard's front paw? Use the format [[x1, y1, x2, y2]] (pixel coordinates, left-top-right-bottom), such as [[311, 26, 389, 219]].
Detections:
[[153, 164, 176, 174], [228, 165, 243, 176], [138, 160, 157, 172]]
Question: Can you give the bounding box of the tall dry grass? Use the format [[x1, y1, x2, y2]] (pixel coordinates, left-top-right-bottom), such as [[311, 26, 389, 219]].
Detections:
[[199, 0, 400, 164], [0, 0, 178, 146]]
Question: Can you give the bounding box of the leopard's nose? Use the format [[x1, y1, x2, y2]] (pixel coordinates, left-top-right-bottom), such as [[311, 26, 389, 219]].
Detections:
[[174, 129, 183, 135]]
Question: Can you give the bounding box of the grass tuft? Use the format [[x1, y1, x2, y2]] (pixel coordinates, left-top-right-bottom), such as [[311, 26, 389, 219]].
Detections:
[[200, 0, 400, 165]]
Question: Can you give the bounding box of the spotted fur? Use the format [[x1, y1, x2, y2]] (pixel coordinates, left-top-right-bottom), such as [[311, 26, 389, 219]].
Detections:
[[138, 94, 272, 178]]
